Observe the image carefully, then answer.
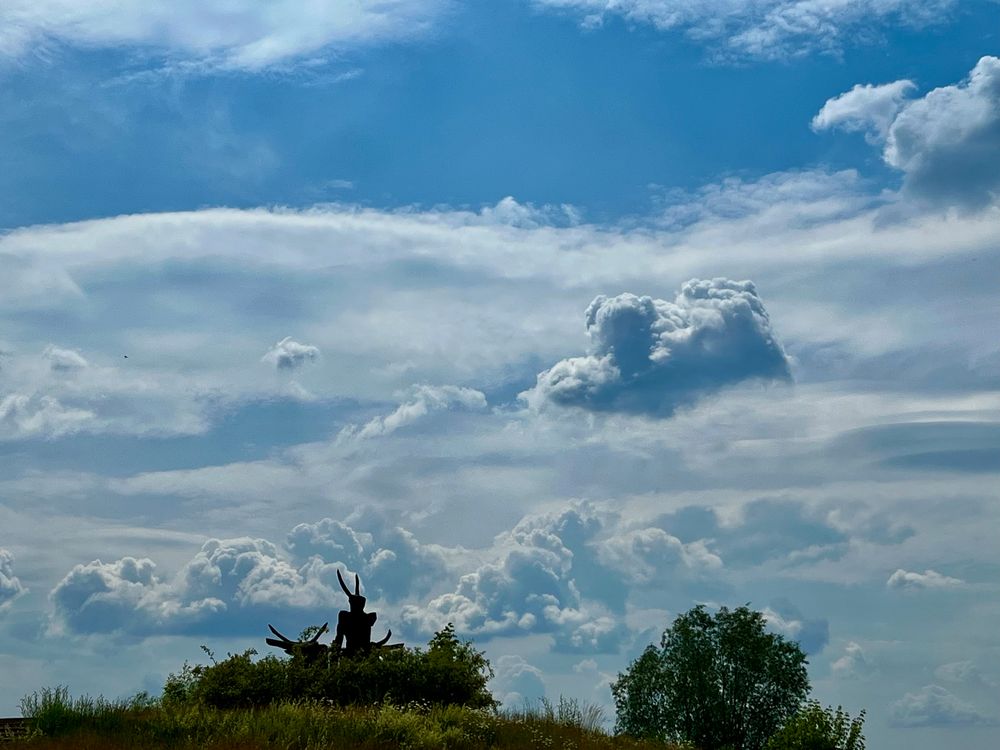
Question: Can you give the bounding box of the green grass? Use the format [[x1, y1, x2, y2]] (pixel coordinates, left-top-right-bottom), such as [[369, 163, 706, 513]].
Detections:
[[10, 687, 678, 750]]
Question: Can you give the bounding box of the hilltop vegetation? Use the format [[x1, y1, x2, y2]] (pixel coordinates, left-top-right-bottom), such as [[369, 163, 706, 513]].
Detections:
[[11, 687, 673, 750], [6, 610, 865, 750]]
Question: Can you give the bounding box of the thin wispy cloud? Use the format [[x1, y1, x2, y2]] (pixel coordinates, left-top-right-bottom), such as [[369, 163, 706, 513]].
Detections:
[[0, 0, 448, 70]]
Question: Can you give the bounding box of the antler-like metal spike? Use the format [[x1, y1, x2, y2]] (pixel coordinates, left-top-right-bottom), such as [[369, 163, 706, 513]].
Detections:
[[355, 573, 360, 596], [309, 622, 329, 643], [268, 624, 294, 643], [337, 569, 352, 598], [375, 629, 392, 646]]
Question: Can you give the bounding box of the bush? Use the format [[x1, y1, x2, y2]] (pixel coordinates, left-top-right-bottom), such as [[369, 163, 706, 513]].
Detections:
[[765, 700, 866, 750], [163, 624, 497, 710]]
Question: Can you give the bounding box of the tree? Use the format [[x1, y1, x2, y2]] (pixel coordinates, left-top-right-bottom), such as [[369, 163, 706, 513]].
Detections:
[[612, 605, 810, 750], [765, 700, 865, 750]]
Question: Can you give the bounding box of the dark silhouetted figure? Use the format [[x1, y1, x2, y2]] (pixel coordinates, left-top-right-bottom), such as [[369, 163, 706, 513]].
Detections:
[[266, 569, 398, 661], [335, 569, 385, 655]]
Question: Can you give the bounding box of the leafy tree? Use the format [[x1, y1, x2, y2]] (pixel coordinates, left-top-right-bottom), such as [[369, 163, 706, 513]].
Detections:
[[765, 700, 865, 750], [612, 605, 810, 750]]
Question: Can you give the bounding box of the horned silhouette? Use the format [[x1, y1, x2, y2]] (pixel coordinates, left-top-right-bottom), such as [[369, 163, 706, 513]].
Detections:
[[266, 569, 399, 660]]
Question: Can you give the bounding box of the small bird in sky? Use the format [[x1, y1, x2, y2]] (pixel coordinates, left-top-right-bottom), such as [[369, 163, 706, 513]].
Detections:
[[123, 355, 128, 359]]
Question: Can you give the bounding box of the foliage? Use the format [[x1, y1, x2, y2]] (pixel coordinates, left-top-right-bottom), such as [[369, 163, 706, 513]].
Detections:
[[15, 686, 678, 750], [612, 604, 810, 750], [19, 686, 155, 737], [765, 700, 865, 750], [161, 624, 496, 711]]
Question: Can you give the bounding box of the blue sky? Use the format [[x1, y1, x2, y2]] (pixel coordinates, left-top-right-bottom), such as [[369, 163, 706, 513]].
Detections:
[[1, 1, 999, 747]]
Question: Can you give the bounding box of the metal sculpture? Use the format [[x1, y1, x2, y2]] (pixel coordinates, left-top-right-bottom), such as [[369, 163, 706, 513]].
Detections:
[[266, 569, 401, 660]]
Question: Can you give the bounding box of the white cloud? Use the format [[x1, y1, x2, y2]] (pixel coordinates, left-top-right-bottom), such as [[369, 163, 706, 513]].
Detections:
[[0, 549, 26, 610], [400, 504, 624, 647], [344, 385, 487, 440], [494, 654, 547, 707], [49, 538, 339, 636], [524, 279, 790, 417], [886, 568, 964, 592], [889, 684, 996, 727], [831, 641, 876, 678], [0, 393, 95, 439], [0, 0, 447, 70], [934, 660, 998, 688], [761, 602, 829, 654], [286, 517, 451, 602], [44, 345, 89, 373], [261, 337, 320, 371], [600, 528, 722, 582], [817, 56, 1000, 208], [812, 80, 916, 141], [533, 0, 953, 59], [399, 502, 723, 651]]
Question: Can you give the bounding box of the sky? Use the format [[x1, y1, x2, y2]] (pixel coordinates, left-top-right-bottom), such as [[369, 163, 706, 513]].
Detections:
[[0, 1, 999, 746]]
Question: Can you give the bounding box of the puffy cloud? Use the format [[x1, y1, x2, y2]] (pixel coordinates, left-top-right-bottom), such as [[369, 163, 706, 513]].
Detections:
[[50, 538, 338, 636], [478, 197, 582, 229], [762, 601, 829, 655], [493, 655, 547, 707], [533, 0, 953, 60], [261, 337, 319, 371], [400, 502, 717, 651], [934, 660, 998, 688], [889, 685, 996, 727], [344, 385, 487, 440], [0, 393, 95, 439], [0, 549, 26, 610], [600, 528, 722, 583], [817, 56, 1000, 208], [44, 346, 89, 373], [831, 641, 876, 678], [525, 279, 790, 417], [0, 0, 446, 70], [49, 516, 459, 636], [287, 517, 450, 602], [401, 504, 624, 648], [811, 80, 916, 141], [886, 568, 964, 592]]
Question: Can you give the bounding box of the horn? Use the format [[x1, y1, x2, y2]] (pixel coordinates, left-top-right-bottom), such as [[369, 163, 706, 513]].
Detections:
[[337, 569, 352, 598], [268, 624, 293, 643], [309, 622, 329, 643], [355, 573, 361, 596], [375, 629, 392, 646]]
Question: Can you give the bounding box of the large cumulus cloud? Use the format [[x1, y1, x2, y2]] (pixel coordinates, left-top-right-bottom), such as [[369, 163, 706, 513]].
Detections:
[[286, 517, 451, 602], [815, 56, 1000, 208], [50, 538, 338, 636], [401, 503, 721, 652], [524, 279, 790, 417], [48, 517, 456, 636]]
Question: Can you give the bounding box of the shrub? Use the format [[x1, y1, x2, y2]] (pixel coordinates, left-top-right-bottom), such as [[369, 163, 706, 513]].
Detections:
[[765, 700, 866, 750], [163, 624, 497, 710]]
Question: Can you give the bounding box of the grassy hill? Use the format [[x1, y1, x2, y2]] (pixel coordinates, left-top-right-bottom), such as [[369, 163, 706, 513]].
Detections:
[[6, 687, 679, 750]]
